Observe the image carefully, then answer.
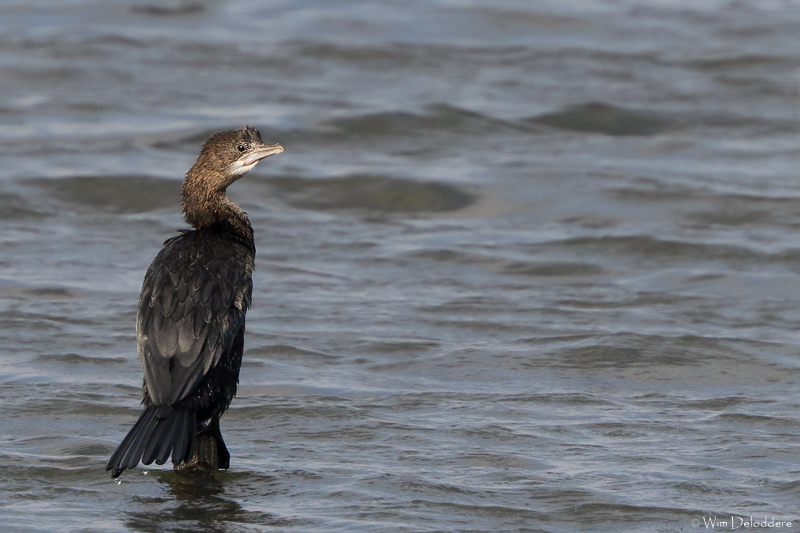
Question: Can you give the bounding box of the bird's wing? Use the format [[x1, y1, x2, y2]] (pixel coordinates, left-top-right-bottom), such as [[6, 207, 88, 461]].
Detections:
[[136, 233, 253, 406]]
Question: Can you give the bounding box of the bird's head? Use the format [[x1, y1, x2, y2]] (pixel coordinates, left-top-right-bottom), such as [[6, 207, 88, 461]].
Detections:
[[192, 125, 284, 189], [182, 126, 284, 230]]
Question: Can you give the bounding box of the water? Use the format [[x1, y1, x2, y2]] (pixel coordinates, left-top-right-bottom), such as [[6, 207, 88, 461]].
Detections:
[[1, 1, 799, 531]]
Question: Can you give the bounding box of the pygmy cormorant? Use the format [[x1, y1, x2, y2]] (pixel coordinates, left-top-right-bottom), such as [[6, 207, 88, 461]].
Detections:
[[107, 126, 283, 478]]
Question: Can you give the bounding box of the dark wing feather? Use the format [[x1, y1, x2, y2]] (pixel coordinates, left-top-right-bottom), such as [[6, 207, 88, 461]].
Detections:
[[137, 231, 254, 406]]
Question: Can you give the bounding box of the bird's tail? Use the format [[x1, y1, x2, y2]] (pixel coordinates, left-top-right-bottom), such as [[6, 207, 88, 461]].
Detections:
[[106, 405, 196, 478]]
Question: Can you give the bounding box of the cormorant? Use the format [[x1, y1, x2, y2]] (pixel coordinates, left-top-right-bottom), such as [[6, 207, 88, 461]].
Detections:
[[106, 126, 283, 478]]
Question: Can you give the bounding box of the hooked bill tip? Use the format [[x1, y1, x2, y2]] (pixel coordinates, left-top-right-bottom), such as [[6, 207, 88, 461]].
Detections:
[[240, 143, 284, 166]]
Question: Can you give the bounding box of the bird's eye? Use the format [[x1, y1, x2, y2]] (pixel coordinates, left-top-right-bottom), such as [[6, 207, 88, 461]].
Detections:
[[237, 143, 248, 152]]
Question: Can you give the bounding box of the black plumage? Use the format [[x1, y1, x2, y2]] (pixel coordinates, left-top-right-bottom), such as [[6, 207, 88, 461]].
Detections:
[[107, 126, 283, 478]]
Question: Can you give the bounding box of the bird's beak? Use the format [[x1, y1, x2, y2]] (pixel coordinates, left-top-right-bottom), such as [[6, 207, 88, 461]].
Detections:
[[241, 143, 284, 166]]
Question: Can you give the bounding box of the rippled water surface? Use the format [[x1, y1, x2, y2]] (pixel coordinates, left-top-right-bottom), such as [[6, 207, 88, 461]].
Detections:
[[1, 1, 799, 531]]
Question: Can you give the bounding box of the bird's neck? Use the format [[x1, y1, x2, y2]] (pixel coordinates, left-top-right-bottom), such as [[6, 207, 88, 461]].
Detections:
[[182, 171, 252, 236]]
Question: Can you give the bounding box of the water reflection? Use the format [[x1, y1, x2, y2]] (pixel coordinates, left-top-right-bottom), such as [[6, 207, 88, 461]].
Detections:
[[124, 471, 286, 531]]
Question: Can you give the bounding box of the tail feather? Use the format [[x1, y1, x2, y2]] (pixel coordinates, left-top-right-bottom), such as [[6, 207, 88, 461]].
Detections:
[[106, 405, 195, 478], [118, 407, 156, 471], [172, 409, 196, 465], [107, 407, 155, 478], [142, 410, 173, 465]]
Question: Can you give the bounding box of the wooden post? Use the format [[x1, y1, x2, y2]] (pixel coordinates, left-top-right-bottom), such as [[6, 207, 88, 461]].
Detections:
[[173, 432, 219, 472]]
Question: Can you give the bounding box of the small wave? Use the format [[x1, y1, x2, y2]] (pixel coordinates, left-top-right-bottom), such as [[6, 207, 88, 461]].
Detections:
[[24, 287, 77, 298], [0, 192, 48, 220], [548, 235, 764, 265], [528, 101, 680, 136], [502, 261, 604, 277], [130, 2, 205, 17], [247, 344, 339, 360], [35, 175, 179, 213], [267, 174, 476, 214], [413, 249, 604, 277], [35, 353, 127, 365], [325, 104, 533, 138]]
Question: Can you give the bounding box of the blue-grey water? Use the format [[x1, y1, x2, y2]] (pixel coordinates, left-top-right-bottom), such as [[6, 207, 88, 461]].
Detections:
[[1, 1, 799, 531]]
